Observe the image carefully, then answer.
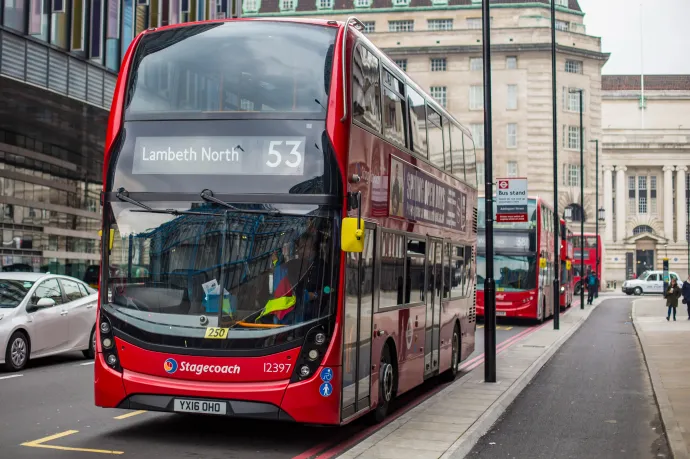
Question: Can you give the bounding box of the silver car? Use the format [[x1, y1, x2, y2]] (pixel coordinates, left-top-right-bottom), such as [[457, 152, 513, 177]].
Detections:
[[0, 273, 98, 371]]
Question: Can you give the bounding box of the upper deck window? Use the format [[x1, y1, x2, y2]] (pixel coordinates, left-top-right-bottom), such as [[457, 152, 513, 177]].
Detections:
[[124, 21, 337, 119]]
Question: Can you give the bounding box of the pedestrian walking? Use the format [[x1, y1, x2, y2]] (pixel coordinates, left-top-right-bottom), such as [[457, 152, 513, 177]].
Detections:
[[681, 275, 690, 320], [587, 271, 598, 304], [666, 277, 682, 321]]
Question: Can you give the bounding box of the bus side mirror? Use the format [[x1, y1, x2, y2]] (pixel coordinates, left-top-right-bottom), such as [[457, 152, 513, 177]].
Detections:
[[99, 229, 115, 251], [341, 218, 365, 253]]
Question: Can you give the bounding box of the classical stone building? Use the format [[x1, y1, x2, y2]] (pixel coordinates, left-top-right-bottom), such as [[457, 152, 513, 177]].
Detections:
[[249, 0, 609, 224], [601, 75, 690, 284]]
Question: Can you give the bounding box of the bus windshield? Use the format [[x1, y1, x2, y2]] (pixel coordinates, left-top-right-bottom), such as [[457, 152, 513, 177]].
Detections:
[[476, 254, 537, 292], [104, 201, 337, 341], [125, 21, 336, 117]]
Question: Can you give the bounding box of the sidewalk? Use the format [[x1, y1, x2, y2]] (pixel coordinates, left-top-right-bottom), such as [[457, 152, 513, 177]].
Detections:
[[633, 298, 690, 459], [336, 295, 622, 459]]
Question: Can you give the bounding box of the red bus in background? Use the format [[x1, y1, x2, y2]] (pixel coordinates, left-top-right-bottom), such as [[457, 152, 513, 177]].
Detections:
[[95, 17, 479, 426], [573, 233, 603, 295], [476, 197, 557, 322], [559, 219, 574, 309]]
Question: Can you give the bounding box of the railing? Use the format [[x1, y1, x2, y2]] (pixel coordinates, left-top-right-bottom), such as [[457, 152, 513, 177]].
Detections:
[[0, 28, 117, 111]]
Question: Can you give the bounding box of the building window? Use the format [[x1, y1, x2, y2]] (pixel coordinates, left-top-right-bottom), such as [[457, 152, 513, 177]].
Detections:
[[431, 58, 447, 72], [362, 21, 375, 33], [428, 19, 453, 31], [507, 84, 518, 110], [243, 0, 259, 12], [638, 176, 647, 191], [506, 123, 517, 148], [317, 0, 334, 9], [555, 0, 568, 6], [507, 161, 518, 177], [567, 126, 581, 149], [633, 225, 654, 235], [389, 20, 414, 32], [506, 56, 517, 69], [639, 196, 647, 214], [569, 165, 578, 187], [355, 0, 371, 7], [467, 18, 481, 29], [71, 0, 86, 51], [470, 85, 483, 110], [628, 175, 635, 191], [555, 20, 569, 31], [471, 124, 484, 149], [565, 88, 584, 112], [565, 60, 583, 74], [392, 0, 410, 6], [280, 0, 296, 11], [651, 175, 658, 214], [470, 57, 483, 71], [430, 86, 447, 108], [394, 59, 407, 71]]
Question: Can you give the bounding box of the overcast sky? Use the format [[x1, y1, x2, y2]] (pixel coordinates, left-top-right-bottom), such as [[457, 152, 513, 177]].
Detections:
[[577, 0, 690, 75]]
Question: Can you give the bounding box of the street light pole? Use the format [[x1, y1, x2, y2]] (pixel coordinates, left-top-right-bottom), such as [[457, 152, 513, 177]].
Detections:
[[551, 0, 559, 330], [481, 0, 497, 384]]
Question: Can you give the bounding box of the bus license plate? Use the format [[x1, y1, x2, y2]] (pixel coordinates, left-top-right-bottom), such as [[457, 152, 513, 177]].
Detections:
[[173, 399, 227, 415], [496, 311, 507, 317]]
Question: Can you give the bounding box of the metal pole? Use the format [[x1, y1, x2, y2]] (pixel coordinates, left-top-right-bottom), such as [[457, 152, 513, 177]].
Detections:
[[580, 90, 585, 309], [595, 140, 599, 297], [482, 0, 496, 384], [551, 0, 559, 330]]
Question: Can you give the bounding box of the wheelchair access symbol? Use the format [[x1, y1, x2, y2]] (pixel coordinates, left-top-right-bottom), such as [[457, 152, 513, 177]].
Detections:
[[320, 367, 333, 382]]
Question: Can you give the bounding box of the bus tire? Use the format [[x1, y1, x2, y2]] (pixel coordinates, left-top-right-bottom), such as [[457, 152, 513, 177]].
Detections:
[[441, 323, 460, 383], [374, 343, 396, 424]]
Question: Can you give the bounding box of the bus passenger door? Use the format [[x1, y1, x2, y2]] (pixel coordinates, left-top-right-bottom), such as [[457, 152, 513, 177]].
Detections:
[[425, 238, 443, 377], [341, 224, 376, 421]]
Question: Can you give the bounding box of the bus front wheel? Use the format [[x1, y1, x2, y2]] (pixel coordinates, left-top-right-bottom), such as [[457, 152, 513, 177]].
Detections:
[[374, 344, 396, 423], [441, 324, 460, 383]]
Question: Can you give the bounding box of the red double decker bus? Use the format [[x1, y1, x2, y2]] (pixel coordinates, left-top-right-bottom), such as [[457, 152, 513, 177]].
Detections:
[[95, 17, 478, 425], [559, 219, 574, 309], [573, 233, 603, 295], [476, 197, 557, 322]]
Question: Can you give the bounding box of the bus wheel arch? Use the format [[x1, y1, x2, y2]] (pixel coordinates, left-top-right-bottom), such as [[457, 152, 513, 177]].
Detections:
[[441, 321, 461, 382], [374, 339, 397, 423]]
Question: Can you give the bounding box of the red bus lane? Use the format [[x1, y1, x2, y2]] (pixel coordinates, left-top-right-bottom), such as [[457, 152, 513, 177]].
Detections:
[[95, 17, 479, 428]]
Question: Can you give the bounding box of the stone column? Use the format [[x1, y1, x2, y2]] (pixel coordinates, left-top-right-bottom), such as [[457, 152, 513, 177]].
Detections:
[[664, 165, 675, 241], [603, 166, 614, 243], [615, 166, 627, 243], [677, 166, 687, 243]]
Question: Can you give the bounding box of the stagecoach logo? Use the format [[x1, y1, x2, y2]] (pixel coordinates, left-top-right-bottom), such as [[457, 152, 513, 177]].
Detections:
[[164, 358, 178, 374], [406, 317, 413, 350]]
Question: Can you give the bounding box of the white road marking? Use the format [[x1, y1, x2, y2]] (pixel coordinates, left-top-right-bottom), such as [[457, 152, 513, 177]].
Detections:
[[79, 361, 95, 366], [0, 374, 23, 380]]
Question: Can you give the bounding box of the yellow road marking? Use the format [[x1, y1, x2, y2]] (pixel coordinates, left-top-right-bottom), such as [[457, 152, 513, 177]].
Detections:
[[21, 430, 124, 455], [114, 410, 147, 420], [477, 325, 514, 331]]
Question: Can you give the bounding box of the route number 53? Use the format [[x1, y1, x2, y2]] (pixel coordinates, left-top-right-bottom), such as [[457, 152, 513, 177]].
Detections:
[[266, 140, 303, 172]]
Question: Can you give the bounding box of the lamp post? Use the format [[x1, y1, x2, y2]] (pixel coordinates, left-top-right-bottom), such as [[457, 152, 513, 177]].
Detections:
[[570, 89, 584, 308], [590, 139, 599, 296], [481, 0, 497, 384], [551, 0, 559, 330]]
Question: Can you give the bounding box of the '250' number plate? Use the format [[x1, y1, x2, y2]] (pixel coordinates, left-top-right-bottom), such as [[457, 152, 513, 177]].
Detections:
[[204, 327, 229, 339]]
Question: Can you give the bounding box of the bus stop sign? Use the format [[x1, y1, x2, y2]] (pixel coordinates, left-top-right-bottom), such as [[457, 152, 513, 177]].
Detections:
[[496, 178, 528, 222]]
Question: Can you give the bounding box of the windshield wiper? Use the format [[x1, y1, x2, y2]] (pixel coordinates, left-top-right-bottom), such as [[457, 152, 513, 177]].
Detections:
[[116, 187, 220, 216], [200, 189, 281, 216]]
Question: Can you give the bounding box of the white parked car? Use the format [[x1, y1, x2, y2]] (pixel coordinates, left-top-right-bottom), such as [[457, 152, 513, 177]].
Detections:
[[0, 273, 98, 371], [622, 270, 680, 296]]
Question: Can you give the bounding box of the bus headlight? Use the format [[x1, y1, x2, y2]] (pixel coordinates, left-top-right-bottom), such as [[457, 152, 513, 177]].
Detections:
[[290, 325, 330, 383], [560, 286, 565, 293], [99, 314, 122, 372]]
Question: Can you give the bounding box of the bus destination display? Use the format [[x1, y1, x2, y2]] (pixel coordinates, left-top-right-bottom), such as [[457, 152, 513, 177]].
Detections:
[[132, 136, 307, 176]]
